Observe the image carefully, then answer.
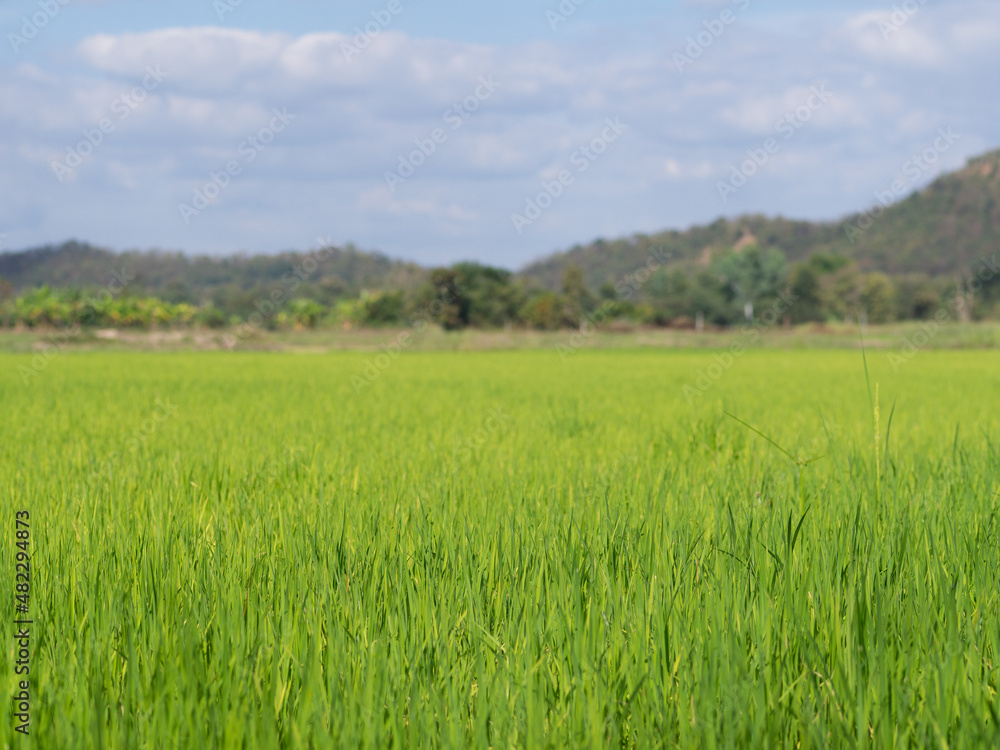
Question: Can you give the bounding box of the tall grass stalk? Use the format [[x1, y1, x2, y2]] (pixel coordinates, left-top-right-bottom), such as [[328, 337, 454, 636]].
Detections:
[[1, 350, 998, 747]]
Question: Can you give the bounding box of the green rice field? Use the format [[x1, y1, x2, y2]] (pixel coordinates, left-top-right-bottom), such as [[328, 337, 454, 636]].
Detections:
[[2, 349, 999, 747]]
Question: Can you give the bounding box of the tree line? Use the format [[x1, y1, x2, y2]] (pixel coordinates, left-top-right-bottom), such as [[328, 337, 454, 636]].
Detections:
[[3, 243, 998, 332]]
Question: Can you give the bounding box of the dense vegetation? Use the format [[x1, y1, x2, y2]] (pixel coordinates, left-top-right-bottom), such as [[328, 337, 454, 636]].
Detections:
[[2, 349, 998, 747], [2, 150, 999, 331], [2, 246, 998, 332], [522, 149, 1000, 288]]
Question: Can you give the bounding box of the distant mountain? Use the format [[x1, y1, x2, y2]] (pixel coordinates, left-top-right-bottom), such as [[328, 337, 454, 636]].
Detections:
[[0, 241, 425, 301], [3, 149, 998, 299], [519, 149, 1000, 290]]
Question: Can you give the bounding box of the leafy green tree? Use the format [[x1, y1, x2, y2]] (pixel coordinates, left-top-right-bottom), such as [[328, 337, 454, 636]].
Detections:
[[420, 268, 466, 330], [972, 268, 1000, 319], [643, 267, 735, 326], [286, 298, 326, 328], [196, 306, 228, 329], [414, 263, 525, 329], [787, 264, 822, 323], [645, 268, 691, 324], [894, 274, 943, 320], [357, 291, 405, 325], [820, 262, 862, 322], [14, 287, 70, 327], [520, 291, 565, 330], [689, 270, 736, 325], [560, 264, 595, 326], [455, 263, 525, 328], [860, 273, 897, 323], [808, 253, 851, 275], [712, 245, 787, 320]]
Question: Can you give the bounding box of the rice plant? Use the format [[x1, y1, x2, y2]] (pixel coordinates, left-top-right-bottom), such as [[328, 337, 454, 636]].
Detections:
[[1, 349, 998, 747]]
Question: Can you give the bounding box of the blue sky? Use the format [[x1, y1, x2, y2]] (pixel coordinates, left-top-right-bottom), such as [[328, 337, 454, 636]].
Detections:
[[0, 1, 880, 48], [1, 0, 997, 268]]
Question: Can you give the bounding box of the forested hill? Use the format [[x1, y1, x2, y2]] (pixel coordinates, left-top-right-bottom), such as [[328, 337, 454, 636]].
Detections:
[[520, 149, 1000, 291], [2, 148, 998, 299], [0, 241, 425, 302]]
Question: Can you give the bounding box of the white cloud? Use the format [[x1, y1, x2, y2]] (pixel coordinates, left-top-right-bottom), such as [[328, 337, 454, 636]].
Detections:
[[1, 1, 999, 267], [78, 28, 293, 83]]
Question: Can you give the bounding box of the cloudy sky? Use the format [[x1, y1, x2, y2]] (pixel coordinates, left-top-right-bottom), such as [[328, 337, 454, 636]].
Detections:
[[1, 0, 997, 268]]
